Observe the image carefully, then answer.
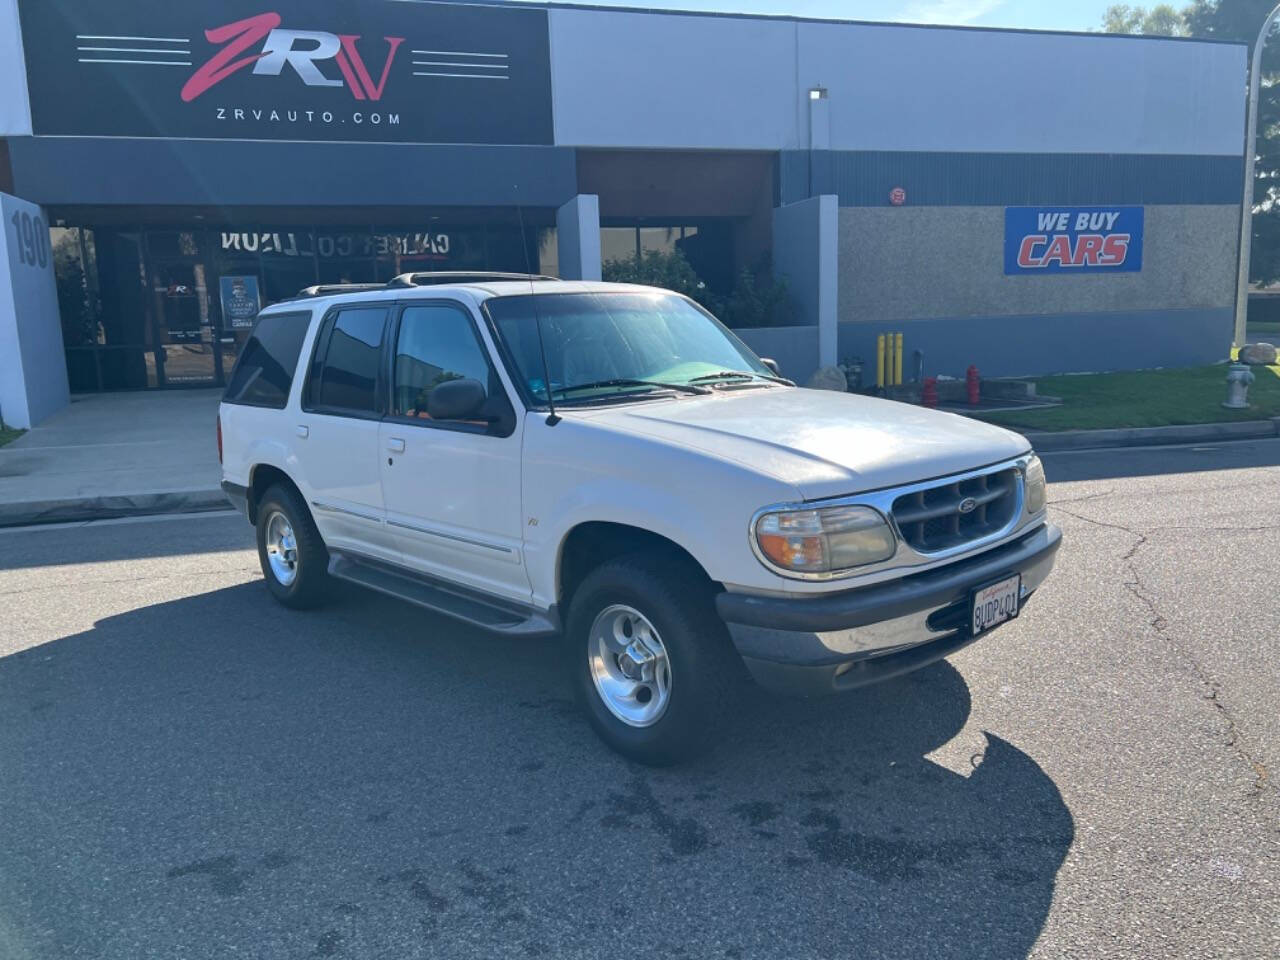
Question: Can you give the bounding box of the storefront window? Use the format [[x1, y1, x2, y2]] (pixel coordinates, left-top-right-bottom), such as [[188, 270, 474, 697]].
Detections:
[[52, 218, 555, 391], [538, 228, 559, 278], [638, 227, 680, 256], [600, 223, 732, 296], [602, 225, 704, 265], [601, 227, 639, 264], [50, 227, 97, 348], [147, 231, 204, 258]]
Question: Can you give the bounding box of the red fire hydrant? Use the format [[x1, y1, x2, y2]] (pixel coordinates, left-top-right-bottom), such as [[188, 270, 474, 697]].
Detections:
[[922, 377, 938, 408], [966, 365, 980, 406]]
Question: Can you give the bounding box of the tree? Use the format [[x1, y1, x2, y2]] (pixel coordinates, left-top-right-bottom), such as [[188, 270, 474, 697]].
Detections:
[[1101, 4, 1189, 34], [1184, 1, 1280, 284]]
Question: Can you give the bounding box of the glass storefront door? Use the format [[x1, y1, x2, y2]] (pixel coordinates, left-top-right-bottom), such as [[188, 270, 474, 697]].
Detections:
[[149, 259, 221, 386]]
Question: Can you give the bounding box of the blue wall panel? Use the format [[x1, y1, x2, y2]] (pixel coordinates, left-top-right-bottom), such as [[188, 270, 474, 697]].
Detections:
[[8, 137, 579, 209], [780, 151, 1242, 207], [837, 307, 1232, 378]]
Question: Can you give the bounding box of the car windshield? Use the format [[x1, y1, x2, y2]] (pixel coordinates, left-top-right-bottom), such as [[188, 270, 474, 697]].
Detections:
[[485, 291, 776, 405]]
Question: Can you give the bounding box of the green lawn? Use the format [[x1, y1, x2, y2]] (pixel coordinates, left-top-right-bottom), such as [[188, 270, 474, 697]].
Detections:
[[1247, 321, 1280, 335], [976, 361, 1280, 432], [0, 426, 24, 448]]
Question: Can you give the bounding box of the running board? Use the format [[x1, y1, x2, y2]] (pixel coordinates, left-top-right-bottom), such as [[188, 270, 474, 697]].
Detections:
[[327, 551, 559, 637]]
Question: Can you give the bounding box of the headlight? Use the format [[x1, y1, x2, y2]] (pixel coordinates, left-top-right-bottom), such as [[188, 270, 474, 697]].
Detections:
[[1024, 455, 1047, 514], [754, 505, 897, 575]]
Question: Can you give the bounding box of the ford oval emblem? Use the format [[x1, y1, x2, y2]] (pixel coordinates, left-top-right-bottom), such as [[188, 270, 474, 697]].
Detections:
[[958, 497, 978, 515]]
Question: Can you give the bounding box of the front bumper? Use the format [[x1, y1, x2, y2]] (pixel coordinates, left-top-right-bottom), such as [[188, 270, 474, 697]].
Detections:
[[716, 522, 1061, 696]]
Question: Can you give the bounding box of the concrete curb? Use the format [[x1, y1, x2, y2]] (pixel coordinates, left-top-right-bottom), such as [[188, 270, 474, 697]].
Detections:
[[1023, 418, 1280, 452], [0, 488, 231, 528]]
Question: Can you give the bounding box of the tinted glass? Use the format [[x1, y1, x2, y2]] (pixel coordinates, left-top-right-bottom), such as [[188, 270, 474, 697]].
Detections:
[[638, 227, 679, 255], [393, 304, 493, 418], [222, 311, 310, 408], [487, 292, 771, 403], [600, 228, 638, 264], [315, 307, 387, 413]]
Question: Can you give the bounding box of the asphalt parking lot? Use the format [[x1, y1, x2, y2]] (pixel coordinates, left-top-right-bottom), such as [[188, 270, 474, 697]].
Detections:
[[1, 440, 1277, 959]]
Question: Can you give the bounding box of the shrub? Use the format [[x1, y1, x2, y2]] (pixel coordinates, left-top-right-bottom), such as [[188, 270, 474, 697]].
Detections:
[[602, 248, 796, 329], [720, 268, 795, 329], [602, 248, 714, 309]]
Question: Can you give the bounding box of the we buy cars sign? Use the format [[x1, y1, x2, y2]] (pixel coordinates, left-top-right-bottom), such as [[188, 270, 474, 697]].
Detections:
[[1004, 206, 1144, 275]]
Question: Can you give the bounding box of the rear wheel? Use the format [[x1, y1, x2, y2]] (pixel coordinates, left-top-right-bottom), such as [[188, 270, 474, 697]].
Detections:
[[255, 483, 329, 609], [567, 554, 738, 764]]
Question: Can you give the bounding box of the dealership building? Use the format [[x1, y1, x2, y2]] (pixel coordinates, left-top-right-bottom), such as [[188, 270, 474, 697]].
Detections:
[[0, 0, 1248, 427]]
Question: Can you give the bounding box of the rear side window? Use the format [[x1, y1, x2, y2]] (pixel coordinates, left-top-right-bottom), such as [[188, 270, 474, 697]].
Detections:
[[222, 311, 311, 409], [310, 306, 388, 414]]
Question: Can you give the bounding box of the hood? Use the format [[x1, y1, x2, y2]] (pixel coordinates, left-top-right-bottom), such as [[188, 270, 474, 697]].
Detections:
[[578, 386, 1030, 500]]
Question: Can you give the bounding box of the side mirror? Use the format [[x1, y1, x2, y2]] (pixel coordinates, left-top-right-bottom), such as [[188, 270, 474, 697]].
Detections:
[[428, 377, 487, 420], [759, 357, 781, 377]]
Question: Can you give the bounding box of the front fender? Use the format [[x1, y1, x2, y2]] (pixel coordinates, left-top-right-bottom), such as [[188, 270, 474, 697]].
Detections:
[[520, 416, 800, 609]]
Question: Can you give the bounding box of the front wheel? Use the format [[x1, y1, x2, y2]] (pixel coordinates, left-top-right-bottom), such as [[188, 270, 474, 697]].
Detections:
[[567, 554, 739, 765]]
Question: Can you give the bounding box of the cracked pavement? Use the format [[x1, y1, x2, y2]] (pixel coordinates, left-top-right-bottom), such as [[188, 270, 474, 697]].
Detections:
[[0, 438, 1277, 959]]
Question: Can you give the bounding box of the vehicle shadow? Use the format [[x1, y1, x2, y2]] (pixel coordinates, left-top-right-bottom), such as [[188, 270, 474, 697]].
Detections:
[[0, 583, 1073, 960]]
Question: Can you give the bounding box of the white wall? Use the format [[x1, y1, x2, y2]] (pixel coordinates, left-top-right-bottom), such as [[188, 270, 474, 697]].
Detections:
[[0, 193, 69, 428], [550, 9, 798, 150], [0, 0, 32, 136], [733, 325, 820, 385], [550, 9, 1246, 156], [794, 22, 1246, 155], [556, 194, 602, 280], [772, 195, 838, 370]]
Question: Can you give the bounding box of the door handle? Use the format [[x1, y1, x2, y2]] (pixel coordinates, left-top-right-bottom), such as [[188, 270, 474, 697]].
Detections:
[[296, 425, 309, 439], [387, 437, 405, 453]]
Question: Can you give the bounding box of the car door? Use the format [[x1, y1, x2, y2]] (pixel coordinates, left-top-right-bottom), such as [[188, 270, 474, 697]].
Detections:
[[378, 300, 529, 604], [293, 303, 398, 563]]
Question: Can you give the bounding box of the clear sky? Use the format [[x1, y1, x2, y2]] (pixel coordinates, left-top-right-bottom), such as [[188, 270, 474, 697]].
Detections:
[[516, 1, 1114, 33]]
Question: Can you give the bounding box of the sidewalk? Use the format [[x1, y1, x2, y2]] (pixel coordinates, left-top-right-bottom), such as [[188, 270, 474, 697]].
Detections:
[[1, 388, 1276, 528], [0, 390, 226, 526]]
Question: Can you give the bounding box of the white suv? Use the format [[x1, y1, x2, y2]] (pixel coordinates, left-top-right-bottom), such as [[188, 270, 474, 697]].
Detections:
[[218, 273, 1060, 763]]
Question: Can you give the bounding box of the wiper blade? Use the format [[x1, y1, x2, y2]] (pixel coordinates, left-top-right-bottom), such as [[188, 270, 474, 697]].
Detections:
[[688, 370, 793, 386], [553, 378, 709, 397]]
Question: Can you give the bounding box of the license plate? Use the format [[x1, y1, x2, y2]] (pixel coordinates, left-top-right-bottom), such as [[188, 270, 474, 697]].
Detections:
[[970, 574, 1021, 636]]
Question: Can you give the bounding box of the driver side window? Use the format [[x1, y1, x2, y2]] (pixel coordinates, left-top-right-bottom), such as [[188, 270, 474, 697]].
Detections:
[[392, 303, 496, 419]]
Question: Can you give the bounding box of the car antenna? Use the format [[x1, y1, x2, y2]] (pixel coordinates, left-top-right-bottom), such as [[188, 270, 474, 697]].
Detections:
[[514, 187, 560, 426]]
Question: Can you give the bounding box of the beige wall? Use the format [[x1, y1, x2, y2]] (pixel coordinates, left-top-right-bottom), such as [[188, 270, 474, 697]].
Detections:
[[837, 205, 1238, 325]]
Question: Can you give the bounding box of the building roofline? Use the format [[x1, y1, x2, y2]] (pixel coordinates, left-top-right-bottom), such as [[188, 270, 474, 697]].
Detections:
[[386, 0, 1248, 47]]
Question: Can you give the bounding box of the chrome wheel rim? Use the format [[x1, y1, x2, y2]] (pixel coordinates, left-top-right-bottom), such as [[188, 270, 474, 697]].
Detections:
[[264, 510, 299, 586], [588, 604, 672, 728]]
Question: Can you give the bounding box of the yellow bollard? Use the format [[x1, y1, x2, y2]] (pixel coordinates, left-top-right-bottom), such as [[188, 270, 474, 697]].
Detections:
[[876, 334, 886, 388], [894, 333, 904, 386]]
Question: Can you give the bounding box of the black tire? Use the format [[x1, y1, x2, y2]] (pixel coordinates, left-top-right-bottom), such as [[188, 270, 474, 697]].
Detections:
[[255, 482, 330, 609], [567, 552, 740, 765]]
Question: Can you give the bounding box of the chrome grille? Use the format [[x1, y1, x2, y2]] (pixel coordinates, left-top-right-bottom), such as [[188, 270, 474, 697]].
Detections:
[[891, 468, 1019, 553]]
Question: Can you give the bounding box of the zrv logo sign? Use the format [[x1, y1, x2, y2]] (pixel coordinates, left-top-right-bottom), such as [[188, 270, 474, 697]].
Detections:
[[18, 0, 554, 145], [1004, 206, 1144, 275], [182, 13, 403, 103]]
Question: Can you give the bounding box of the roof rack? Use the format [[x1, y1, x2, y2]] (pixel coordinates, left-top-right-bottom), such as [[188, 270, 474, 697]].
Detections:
[[292, 283, 386, 298], [290, 272, 561, 300], [386, 271, 561, 287]]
